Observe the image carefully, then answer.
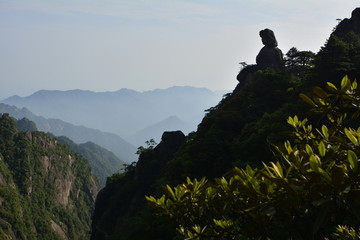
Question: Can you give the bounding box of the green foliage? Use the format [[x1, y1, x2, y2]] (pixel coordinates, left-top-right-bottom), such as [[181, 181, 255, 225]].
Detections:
[[326, 226, 360, 240], [314, 32, 360, 86], [147, 77, 360, 240], [165, 69, 305, 181], [92, 58, 317, 240], [16, 117, 38, 132], [285, 47, 316, 78], [92, 15, 360, 240], [57, 136, 124, 187], [136, 139, 157, 155], [0, 114, 98, 239]]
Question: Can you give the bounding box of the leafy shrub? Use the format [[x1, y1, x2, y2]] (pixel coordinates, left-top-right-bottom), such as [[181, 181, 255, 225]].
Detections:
[[147, 76, 360, 240]]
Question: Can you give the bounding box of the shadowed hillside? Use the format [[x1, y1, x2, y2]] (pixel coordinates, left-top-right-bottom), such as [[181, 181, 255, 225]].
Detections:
[[90, 8, 360, 240]]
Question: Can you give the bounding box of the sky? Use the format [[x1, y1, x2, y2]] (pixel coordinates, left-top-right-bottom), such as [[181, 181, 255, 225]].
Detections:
[[0, 0, 359, 99]]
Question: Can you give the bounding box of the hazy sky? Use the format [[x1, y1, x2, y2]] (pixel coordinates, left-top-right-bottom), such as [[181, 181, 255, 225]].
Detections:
[[0, 0, 358, 99]]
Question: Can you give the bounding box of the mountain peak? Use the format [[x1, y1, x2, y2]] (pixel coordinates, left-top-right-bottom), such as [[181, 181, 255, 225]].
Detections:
[[332, 7, 360, 37]]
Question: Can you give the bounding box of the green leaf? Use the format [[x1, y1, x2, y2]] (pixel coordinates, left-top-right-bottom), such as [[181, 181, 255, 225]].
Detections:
[[294, 115, 299, 123], [345, 128, 358, 145], [214, 219, 233, 229], [348, 150, 358, 170], [164, 185, 176, 200], [318, 168, 331, 182], [318, 141, 326, 157], [313, 96, 326, 106], [284, 141, 293, 154], [309, 154, 320, 171], [313, 86, 329, 99], [306, 144, 313, 155], [321, 125, 329, 139], [299, 93, 316, 106], [287, 116, 294, 125], [268, 162, 284, 178], [326, 82, 338, 91], [351, 80, 358, 89], [341, 75, 351, 91]]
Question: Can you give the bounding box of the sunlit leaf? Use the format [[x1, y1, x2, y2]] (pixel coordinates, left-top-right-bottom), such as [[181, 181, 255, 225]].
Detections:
[[345, 128, 358, 145], [348, 150, 358, 170], [299, 93, 316, 106], [326, 82, 338, 91], [164, 185, 176, 200], [306, 144, 313, 155], [318, 141, 326, 157], [309, 154, 320, 171], [321, 125, 329, 139], [341, 75, 351, 90]]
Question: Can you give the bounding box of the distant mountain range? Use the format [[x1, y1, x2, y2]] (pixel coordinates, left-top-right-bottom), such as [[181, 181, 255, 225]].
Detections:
[[0, 103, 137, 163], [1, 86, 227, 146]]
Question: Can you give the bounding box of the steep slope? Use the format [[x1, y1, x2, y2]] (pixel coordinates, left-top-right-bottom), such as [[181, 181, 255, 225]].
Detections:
[[14, 118, 124, 187], [0, 103, 136, 163], [314, 7, 360, 87], [90, 70, 307, 240], [57, 136, 126, 187], [91, 131, 186, 240], [0, 113, 99, 239], [90, 8, 360, 240]]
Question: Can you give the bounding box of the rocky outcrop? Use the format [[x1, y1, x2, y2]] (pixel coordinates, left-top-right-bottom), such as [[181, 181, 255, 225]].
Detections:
[[236, 28, 284, 91], [332, 8, 360, 37], [256, 29, 284, 70], [159, 130, 186, 149], [91, 131, 186, 240]]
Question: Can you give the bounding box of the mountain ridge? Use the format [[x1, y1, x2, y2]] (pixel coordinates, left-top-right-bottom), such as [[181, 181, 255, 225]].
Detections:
[[1, 86, 226, 141], [0, 103, 137, 163]]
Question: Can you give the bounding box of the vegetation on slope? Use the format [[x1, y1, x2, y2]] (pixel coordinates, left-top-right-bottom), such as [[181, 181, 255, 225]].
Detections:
[[57, 136, 125, 187], [148, 76, 360, 240], [0, 113, 98, 240], [91, 8, 360, 240]]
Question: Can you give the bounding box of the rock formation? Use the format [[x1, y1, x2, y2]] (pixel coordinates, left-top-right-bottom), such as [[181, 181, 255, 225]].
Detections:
[[332, 8, 360, 37], [91, 131, 186, 240], [236, 28, 284, 91], [256, 29, 284, 70]]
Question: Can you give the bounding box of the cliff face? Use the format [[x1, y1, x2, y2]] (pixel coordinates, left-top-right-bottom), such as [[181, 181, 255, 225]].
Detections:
[[56, 136, 127, 188], [0, 113, 99, 240]]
